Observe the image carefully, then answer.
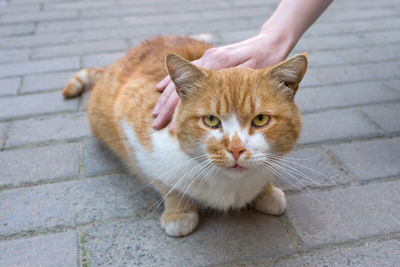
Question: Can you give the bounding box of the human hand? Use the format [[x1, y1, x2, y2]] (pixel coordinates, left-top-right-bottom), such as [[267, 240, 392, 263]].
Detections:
[[152, 33, 293, 130]]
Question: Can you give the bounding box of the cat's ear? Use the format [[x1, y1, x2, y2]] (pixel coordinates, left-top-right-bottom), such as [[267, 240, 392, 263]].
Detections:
[[265, 53, 308, 99], [166, 54, 206, 99]]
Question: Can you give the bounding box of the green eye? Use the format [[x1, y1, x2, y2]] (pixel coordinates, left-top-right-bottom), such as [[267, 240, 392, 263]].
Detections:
[[252, 114, 270, 127], [203, 115, 221, 128]]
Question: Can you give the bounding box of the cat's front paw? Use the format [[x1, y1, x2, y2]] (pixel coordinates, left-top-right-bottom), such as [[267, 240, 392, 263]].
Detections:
[[253, 185, 286, 216], [160, 211, 198, 237]]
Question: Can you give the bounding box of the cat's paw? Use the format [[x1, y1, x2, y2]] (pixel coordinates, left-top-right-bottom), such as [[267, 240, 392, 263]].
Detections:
[[160, 211, 198, 237], [253, 186, 286, 216]]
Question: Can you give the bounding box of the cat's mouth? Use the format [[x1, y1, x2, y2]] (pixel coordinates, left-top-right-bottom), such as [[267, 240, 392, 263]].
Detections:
[[228, 163, 246, 171]]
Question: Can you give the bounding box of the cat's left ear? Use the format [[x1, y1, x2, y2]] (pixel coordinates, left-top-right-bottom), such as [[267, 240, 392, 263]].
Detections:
[[265, 53, 308, 99], [166, 54, 206, 100]]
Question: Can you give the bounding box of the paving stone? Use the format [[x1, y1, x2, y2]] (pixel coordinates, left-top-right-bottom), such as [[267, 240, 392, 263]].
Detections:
[[361, 103, 400, 134], [0, 3, 40, 14], [82, 52, 125, 68], [0, 57, 79, 78], [335, 44, 400, 65], [0, 23, 35, 37], [0, 143, 78, 188], [21, 71, 76, 93], [80, 5, 155, 18], [122, 12, 204, 26], [274, 147, 351, 191], [0, 32, 79, 48], [305, 51, 346, 67], [237, 239, 400, 266], [85, 210, 296, 266], [311, 61, 400, 85], [84, 138, 124, 176], [0, 231, 77, 267], [6, 113, 90, 147], [295, 82, 400, 112], [44, 1, 114, 10], [0, 91, 78, 121], [0, 174, 156, 236], [286, 181, 400, 248], [0, 122, 6, 148], [37, 17, 120, 33], [0, 78, 20, 96], [31, 40, 127, 59], [0, 10, 78, 23], [329, 137, 400, 181], [0, 48, 30, 63], [298, 109, 381, 145]]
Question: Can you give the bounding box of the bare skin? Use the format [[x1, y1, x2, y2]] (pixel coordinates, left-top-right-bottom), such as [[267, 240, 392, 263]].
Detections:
[[152, 0, 333, 130]]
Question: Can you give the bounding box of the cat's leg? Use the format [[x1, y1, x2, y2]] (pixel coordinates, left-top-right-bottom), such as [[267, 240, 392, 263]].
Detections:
[[252, 183, 286, 216], [154, 181, 198, 237]]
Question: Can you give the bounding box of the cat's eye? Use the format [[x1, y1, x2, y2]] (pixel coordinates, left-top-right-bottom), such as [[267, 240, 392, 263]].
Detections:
[[203, 115, 221, 128], [252, 114, 270, 128]]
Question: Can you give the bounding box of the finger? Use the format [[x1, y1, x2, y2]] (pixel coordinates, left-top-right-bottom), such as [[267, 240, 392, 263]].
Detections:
[[152, 91, 179, 129], [235, 58, 255, 69], [156, 76, 171, 91], [152, 82, 175, 116]]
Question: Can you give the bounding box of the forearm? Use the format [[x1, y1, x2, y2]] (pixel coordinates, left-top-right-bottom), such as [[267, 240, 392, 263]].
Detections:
[[260, 0, 333, 56]]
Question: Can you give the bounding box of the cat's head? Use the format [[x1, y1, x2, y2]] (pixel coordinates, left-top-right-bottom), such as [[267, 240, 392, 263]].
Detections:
[[166, 53, 307, 175]]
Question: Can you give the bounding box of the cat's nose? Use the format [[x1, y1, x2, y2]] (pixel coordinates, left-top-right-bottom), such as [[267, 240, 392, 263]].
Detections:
[[227, 146, 245, 161]]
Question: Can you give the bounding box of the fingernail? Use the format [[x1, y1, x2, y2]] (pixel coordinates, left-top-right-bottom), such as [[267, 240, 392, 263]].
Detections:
[[152, 103, 160, 116]]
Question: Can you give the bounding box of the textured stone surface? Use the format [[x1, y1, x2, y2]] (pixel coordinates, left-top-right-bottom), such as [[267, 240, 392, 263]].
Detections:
[[296, 82, 400, 112], [299, 109, 381, 145], [329, 138, 400, 181], [0, 174, 156, 236], [0, 122, 6, 148], [0, 143, 78, 187], [0, 91, 78, 121], [85, 211, 296, 266], [0, 78, 20, 96], [0, 57, 79, 78], [0, 231, 78, 267], [235, 239, 400, 266], [361, 103, 400, 134], [286, 181, 400, 248], [82, 51, 125, 68], [6, 113, 90, 147], [21, 71, 76, 93], [84, 138, 124, 176], [274, 147, 351, 191]]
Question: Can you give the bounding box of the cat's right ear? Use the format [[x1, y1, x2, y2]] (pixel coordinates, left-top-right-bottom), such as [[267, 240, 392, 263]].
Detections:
[[166, 54, 206, 100]]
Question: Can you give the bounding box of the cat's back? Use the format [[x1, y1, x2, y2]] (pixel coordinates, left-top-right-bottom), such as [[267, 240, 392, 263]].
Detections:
[[87, 36, 212, 166]]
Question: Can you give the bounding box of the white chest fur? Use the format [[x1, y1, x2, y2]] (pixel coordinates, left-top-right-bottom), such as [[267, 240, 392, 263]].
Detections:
[[121, 121, 271, 210]]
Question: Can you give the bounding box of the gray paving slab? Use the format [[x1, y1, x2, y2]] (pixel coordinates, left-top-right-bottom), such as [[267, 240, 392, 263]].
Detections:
[[295, 81, 400, 112], [0, 57, 79, 78], [0, 174, 157, 236], [21, 71, 76, 94], [0, 91, 78, 121], [232, 239, 400, 266], [82, 51, 125, 68], [286, 181, 400, 249], [0, 143, 78, 188], [0, 231, 78, 267], [84, 211, 296, 266], [361, 103, 400, 134], [84, 138, 125, 176], [329, 137, 400, 181], [298, 109, 381, 145], [0, 78, 20, 96], [6, 113, 90, 147]]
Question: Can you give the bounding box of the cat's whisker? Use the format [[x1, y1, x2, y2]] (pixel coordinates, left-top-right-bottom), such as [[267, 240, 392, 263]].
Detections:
[[260, 162, 305, 192]]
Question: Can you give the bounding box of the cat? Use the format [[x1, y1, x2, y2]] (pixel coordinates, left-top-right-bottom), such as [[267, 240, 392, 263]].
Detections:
[[62, 36, 307, 237]]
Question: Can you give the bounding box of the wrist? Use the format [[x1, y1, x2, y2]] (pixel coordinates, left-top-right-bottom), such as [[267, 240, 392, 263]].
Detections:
[[259, 22, 297, 59]]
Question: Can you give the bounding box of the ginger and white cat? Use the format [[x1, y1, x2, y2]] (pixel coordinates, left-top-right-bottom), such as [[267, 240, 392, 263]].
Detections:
[[63, 36, 307, 237]]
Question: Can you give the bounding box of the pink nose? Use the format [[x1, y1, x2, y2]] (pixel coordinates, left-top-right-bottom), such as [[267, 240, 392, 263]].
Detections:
[[227, 146, 245, 160]]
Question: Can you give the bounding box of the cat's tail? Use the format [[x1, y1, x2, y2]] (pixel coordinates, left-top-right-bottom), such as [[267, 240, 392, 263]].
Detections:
[[62, 67, 103, 98]]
